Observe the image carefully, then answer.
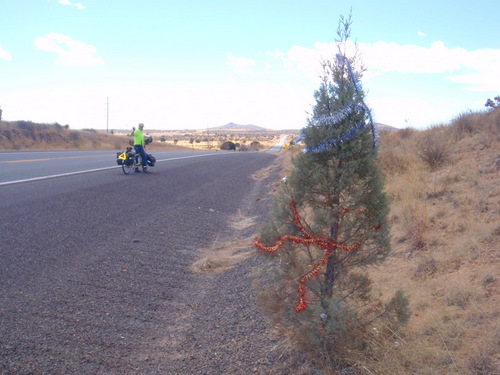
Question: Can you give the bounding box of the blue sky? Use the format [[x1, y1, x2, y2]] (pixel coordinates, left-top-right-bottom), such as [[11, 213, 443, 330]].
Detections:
[[0, 0, 499, 130]]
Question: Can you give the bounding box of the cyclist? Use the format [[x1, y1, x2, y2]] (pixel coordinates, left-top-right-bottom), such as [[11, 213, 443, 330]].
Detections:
[[133, 123, 149, 173]]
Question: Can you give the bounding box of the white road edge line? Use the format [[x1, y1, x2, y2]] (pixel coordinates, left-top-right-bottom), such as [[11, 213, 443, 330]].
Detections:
[[0, 152, 226, 186]]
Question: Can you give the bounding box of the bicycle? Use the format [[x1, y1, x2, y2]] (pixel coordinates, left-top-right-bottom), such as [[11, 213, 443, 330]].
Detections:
[[116, 146, 155, 174]]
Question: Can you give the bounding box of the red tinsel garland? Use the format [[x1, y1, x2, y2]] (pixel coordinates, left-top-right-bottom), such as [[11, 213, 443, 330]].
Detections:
[[253, 201, 361, 312]]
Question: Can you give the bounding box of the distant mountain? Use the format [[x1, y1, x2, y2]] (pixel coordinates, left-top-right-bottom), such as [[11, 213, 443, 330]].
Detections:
[[209, 122, 396, 132], [374, 123, 398, 131], [210, 122, 268, 131]]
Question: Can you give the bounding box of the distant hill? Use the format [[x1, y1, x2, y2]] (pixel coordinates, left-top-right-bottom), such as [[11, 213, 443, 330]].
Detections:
[[210, 122, 396, 132], [374, 123, 398, 131], [0, 120, 190, 151], [210, 122, 268, 131]]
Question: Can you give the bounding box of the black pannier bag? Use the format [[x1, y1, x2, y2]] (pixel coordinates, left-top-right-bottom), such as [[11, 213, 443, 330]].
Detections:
[[116, 147, 135, 166], [147, 154, 156, 167], [125, 147, 135, 166]]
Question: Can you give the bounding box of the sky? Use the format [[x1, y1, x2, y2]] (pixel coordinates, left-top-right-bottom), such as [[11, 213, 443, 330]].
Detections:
[[0, 0, 499, 131]]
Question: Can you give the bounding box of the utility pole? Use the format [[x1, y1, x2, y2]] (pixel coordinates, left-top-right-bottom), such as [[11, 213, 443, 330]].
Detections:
[[206, 127, 211, 150], [106, 97, 109, 133]]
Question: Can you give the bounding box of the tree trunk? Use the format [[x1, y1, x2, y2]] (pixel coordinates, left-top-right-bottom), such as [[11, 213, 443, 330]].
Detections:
[[321, 215, 340, 304], [322, 164, 341, 301]]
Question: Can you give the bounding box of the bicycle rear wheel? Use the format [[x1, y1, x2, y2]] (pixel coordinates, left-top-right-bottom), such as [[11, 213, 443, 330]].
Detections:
[[122, 163, 133, 174]]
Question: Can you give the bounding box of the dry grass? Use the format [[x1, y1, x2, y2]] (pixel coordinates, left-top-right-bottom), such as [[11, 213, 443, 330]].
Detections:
[[229, 209, 257, 231], [190, 236, 255, 274], [190, 209, 262, 274], [368, 107, 500, 374]]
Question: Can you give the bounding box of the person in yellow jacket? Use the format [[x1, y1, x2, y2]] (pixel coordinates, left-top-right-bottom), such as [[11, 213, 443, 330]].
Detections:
[[134, 123, 149, 172]]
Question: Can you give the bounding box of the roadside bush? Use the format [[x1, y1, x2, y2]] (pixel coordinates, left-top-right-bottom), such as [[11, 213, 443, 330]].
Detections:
[[398, 126, 415, 139], [484, 106, 500, 133], [249, 141, 262, 151], [16, 121, 37, 131], [416, 126, 453, 170], [70, 131, 82, 141], [220, 141, 236, 150], [450, 110, 483, 140]]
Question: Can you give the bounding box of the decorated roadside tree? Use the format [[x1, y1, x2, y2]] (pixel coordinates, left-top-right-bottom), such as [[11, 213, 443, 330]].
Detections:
[[254, 14, 409, 369]]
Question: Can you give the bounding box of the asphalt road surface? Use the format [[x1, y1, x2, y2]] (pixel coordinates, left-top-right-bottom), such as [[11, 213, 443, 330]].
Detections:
[[265, 136, 288, 153], [0, 150, 227, 185], [0, 150, 278, 374]]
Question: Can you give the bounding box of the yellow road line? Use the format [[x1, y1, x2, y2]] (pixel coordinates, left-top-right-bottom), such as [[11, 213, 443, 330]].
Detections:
[[0, 154, 110, 164]]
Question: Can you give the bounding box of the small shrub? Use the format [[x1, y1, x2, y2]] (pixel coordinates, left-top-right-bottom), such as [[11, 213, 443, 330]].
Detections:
[[493, 225, 500, 236], [482, 273, 496, 286], [399, 201, 427, 249], [398, 127, 415, 139], [70, 131, 82, 141], [467, 350, 498, 375], [417, 126, 452, 170], [451, 111, 480, 139], [249, 141, 262, 151], [16, 120, 36, 131], [220, 141, 236, 150], [444, 287, 472, 309], [413, 257, 437, 279]]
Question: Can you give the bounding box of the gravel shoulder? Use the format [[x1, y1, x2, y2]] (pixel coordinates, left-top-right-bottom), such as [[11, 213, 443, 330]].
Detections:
[[145, 154, 288, 374]]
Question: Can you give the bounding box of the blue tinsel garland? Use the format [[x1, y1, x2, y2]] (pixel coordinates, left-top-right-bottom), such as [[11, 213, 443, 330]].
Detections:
[[304, 54, 377, 153]]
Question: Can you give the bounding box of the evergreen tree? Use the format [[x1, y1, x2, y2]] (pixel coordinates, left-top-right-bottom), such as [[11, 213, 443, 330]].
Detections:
[[485, 95, 500, 109], [255, 13, 409, 369]]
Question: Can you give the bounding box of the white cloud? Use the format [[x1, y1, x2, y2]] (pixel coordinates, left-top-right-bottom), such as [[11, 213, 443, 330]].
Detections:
[[225, 53, 256, 74], [418, 31, 427, 37], [444, 48, 500, 91], [273, 41, 363, 81], [0, 44, 12, 61], [364, 41, 468, 74], [267, 48, 292, 69], [281, 40, 500, 92], [34, 33, 103, 67], [362, 41, 500, 91], [59, 0, 85, 9]]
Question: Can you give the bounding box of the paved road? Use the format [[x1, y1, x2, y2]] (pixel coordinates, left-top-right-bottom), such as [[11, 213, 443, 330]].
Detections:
[[0, 150, 224, 185], [0, 150, 278, 374], [265, 135, 288, 153]]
